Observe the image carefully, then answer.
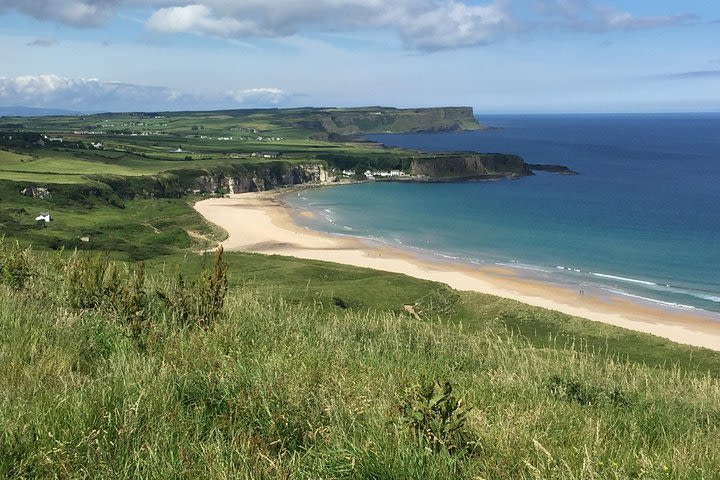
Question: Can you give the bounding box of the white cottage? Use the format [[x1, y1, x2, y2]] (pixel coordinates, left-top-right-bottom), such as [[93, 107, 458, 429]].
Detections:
[[35, 211, 51, 223]]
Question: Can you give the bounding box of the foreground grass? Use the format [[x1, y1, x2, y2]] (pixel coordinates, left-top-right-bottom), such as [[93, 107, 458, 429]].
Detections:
[[2, 247, 720, 478]]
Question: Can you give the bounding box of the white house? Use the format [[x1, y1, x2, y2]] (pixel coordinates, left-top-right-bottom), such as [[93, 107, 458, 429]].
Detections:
[[35, 211, 51, 223]]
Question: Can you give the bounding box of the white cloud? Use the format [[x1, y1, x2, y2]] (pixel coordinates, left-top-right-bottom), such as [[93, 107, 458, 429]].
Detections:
[[396, 1, 512, 50], [0, 0, 514, 50], [0, 75, 293, 111], [0, 0, 116, 26], [0, 75, 168, 110], [592, 5, 693, 31], [535, 0, 695, 32], [26, 37, 58, 47], [144, 1, 514, 50], [228, 87, 286, 105], [0, 0, 697, 51], [146, 4, 266, 37]]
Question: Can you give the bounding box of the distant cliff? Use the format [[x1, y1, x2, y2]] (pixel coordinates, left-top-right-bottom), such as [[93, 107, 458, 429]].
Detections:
[[296, 107, 483, 138], [410, 153, 531, 180]]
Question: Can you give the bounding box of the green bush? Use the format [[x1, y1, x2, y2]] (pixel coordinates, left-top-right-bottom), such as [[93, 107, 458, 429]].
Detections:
[[399, 381, 478, 456], [61, 253, 152, 348], [547, 375, 631, 408], [0, 238, 33, 290], [63, 252, 123, 310], [118, 262, 150, 343], [156, 248, 228, 328]]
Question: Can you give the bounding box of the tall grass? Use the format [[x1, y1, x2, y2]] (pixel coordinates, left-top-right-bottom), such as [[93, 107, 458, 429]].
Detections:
[[1, 244, 719, 478]]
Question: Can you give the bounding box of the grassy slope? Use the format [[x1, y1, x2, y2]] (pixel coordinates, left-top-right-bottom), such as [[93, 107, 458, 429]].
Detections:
[[1, 248, 719, 478], [0, 178, 221, 258], [170, 253, 720, 377]]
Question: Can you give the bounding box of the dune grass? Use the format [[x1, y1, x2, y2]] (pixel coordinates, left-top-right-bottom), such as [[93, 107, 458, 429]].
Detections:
[[2, 243, 720, 478]]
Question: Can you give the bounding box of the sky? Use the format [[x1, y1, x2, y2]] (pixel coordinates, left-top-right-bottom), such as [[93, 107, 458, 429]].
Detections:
[[0, 0, 719, 113]]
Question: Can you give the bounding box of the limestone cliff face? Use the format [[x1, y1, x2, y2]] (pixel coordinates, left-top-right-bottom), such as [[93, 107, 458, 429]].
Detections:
[[192, 163, 330, 195], [410, 154, 531, 180], [90, 163, 330, 200]]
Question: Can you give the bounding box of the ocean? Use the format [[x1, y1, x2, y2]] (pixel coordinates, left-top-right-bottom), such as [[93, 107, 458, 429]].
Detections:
[[285, 114, 720, 313]]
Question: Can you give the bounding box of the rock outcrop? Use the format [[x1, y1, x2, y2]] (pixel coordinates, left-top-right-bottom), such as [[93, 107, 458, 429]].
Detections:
[[192, 163, 330, 195], [20, 186, 52, 200], [528, 164, 578, 175], [89, 162, 331, 200], [410, 153, 531, 180]]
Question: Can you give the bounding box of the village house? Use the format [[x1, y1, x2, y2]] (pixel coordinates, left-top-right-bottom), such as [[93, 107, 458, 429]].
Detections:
[[376, 170, 405, 177], [251, 152, 282, 159], [35, 211, 51, 224]]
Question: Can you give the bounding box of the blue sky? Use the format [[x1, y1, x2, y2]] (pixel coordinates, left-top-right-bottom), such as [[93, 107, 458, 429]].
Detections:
[[0, 0, 718, 113]]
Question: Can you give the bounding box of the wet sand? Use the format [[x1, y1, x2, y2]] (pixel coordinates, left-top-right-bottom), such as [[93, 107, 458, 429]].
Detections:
[[195, 191, 720, 351]]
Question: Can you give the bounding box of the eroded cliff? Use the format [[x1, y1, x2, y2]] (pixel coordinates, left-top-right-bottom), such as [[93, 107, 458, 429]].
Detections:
[[410, 153, 531, 180]]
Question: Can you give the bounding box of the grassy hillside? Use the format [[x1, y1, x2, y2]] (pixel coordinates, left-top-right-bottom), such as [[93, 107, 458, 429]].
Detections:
[[2, 244, 720, 478], [0, 179, 222, 259]]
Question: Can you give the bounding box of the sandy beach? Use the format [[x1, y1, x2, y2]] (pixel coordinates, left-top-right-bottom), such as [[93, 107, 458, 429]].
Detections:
[[195, 190, 720, 351]]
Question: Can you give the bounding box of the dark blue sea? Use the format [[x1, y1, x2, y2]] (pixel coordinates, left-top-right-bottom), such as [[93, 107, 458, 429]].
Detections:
[[286, 114, 720, 313]]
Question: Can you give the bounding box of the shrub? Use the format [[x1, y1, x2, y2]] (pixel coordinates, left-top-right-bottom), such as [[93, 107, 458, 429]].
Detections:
[[203, 247, 229, 320], [157, 247, 228, 328], [332, 296, 348, 309], [547, 375, 631, 408], [399, 381, 477, 456], [118, 262, 150, 343], [63, 251, 123, 310], [0, 239, 33, 290]]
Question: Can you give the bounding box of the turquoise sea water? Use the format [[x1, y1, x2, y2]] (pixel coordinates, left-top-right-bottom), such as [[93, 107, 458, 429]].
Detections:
[[285, 114, 720, 313]]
